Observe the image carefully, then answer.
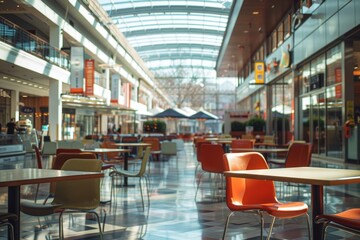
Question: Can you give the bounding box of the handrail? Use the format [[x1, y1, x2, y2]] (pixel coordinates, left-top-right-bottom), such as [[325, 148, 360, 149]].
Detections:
[[0, 16, 70, 70]]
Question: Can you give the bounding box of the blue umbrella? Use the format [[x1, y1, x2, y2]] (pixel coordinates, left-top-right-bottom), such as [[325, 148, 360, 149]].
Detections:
[[153, 108, 189, 119]]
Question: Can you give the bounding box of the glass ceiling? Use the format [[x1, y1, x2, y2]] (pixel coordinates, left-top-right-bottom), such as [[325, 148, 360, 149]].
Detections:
[[98, 0, 233, 80]]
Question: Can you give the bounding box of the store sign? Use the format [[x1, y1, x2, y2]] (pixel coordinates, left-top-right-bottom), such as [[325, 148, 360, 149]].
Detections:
[[266, 58, 280, 74], [21, 106, 33, 113], [84, 59, 94, 97], [111, 74, 120, 104], [70, 47, 84, 94], [254, 61, 265, 84]]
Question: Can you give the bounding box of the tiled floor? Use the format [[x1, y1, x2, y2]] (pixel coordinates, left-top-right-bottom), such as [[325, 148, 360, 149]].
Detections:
[[1, 142, 360, 239]]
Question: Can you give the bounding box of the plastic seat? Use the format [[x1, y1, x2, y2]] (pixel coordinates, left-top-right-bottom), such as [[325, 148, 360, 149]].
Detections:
[[315, 208, 360, 239], [160, 141, 177, 160], [55, 148, 82, 155], [43, 153, 98, 204], [0, 212, 17, 240], [142, 137, 161, 161], [109, 147, 151, 210], [21, 158, 105, 240], [195, 143, 225, 201], [230, 139, 254, 152], [268, 142, 313, 167], [222, 152, 311, 240], [41, 141, 57, 156]]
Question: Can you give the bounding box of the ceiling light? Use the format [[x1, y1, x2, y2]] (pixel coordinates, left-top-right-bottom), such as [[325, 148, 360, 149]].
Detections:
[[252, 11, 259, 15]]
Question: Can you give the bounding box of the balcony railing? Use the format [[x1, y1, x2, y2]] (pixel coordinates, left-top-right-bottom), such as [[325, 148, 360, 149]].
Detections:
[[0, 16, 70, 70]]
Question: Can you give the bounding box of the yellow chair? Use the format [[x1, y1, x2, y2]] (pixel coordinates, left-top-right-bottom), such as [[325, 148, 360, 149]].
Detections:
[[110, 147, 151, 210], [0, 212, 17, 240], [21, 158, 105, 240]]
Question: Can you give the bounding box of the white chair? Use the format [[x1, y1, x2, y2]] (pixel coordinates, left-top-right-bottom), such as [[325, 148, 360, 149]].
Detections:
[[161, 141, 177, 160], [42, 141, 57, 156], [172, 139, 185, 151]]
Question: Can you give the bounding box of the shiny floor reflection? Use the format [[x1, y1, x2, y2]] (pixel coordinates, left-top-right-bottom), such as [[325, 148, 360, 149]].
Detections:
[[1, 142, 359, 240]]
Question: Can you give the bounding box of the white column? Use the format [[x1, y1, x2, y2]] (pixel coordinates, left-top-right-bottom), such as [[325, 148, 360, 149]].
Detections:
[[49, 79, 62, 141], [102, 68, 109, 90], [49, 25, 63, 49], [10, 90, 19, 121]]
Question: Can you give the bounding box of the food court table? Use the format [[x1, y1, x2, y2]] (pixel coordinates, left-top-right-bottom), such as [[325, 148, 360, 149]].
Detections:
[[0, 168, 104, 240], [224, 166, 360, 239], [113, 143, 151, 186], [81, 148, 130, 161], [230, 148, 288, 160]]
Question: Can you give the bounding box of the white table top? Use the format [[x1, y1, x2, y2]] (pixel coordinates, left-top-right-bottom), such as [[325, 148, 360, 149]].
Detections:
[[0, 168, 104, 187], [81, 148, 130, 153], [230, 148, 289, 153], [224, 167, 360, 186]]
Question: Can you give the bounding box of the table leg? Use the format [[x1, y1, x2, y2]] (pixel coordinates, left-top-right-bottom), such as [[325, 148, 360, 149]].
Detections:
[[123, 150, 129, 186], [8, 186, 20, 240], [311, 185, 324, 240]]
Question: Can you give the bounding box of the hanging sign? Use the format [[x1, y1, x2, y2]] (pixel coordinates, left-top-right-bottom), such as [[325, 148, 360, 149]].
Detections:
[[70, 47, 84, 94], [84, 59, 94, 97], [254, 61, 265, 84]]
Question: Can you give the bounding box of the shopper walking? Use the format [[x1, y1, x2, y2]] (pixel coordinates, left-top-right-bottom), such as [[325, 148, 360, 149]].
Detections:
[[6, 118, 16, 134]]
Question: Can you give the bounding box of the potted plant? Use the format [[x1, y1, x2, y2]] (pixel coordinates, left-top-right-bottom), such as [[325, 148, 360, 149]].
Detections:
[[230, 121, 246, 138], [143, 120, 166, 134], [246, 117, 266, 132]]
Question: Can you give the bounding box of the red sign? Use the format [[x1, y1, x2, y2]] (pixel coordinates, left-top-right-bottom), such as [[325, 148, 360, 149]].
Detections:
[[84, 59, 94, 97]]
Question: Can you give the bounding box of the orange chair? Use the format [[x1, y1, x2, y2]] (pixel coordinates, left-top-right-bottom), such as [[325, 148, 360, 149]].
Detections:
[[194, 139, 210, 178], [142, 137, 161, 161], [55, 148, 82, 155], [222, 152, 311, 239], [230, 139, 254, 152], [315, 208, 360, 239], [195, 143, 225, 201], [268, 142, 313, 168], [44, 153, 98, 204], [268, 142, 313, 197]]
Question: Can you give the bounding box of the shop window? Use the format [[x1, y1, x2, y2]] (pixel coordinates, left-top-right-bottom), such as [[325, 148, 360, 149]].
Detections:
[[326, 45, 342, 86]]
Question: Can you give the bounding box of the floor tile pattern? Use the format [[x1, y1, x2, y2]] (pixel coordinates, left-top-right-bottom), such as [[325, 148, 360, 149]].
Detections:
[[0, 142, 359, 239]]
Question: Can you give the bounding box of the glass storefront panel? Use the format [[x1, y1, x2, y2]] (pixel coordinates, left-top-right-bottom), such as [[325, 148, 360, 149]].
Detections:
[[299, 44, 343, 159], [270, 73, 294, 144]]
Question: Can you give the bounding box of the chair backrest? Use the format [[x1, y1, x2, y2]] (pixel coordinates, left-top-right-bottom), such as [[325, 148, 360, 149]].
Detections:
[[137, 146, 151, 177], [198, 143, 224, 173], [285, 142, 312, 168], [195, 141, 211, 163], [161, 141, 177, 155], [33, 145, 43, 169], [241, 134, 254, 140], [121, 136, 138, 143], [263, 135, 275, 144], [52, 153, 97, 170], [100, 141, 120, 159], [56, 148, 82, 156], [42, 141, 57, 155], [52, 158, 103, 210], [142, 137, 161, 151], [223, 152, 277, 209], [50, 153, 98, 195], [231, 139, 254, 151]]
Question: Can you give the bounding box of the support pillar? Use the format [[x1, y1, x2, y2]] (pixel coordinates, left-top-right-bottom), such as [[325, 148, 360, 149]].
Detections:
[[49, 79, 62, 141]]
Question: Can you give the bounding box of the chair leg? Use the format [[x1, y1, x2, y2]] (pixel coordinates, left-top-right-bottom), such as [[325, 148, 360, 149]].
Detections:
[[58, 211, 64, 240], [305, 213, 311, 240], [266, 216, 276, 240], [139, 177, 145, 211], [222, 211, 235, 239], [194, 172, 205, 201], [91, 211, 104, 240]]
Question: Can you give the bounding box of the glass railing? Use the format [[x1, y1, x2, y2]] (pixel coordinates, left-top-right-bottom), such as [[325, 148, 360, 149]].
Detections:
[[0, 16, 70, 70]]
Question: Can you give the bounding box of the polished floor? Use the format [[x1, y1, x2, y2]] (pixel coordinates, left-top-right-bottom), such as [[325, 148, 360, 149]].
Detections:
[[1, 142, 360, 240]]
